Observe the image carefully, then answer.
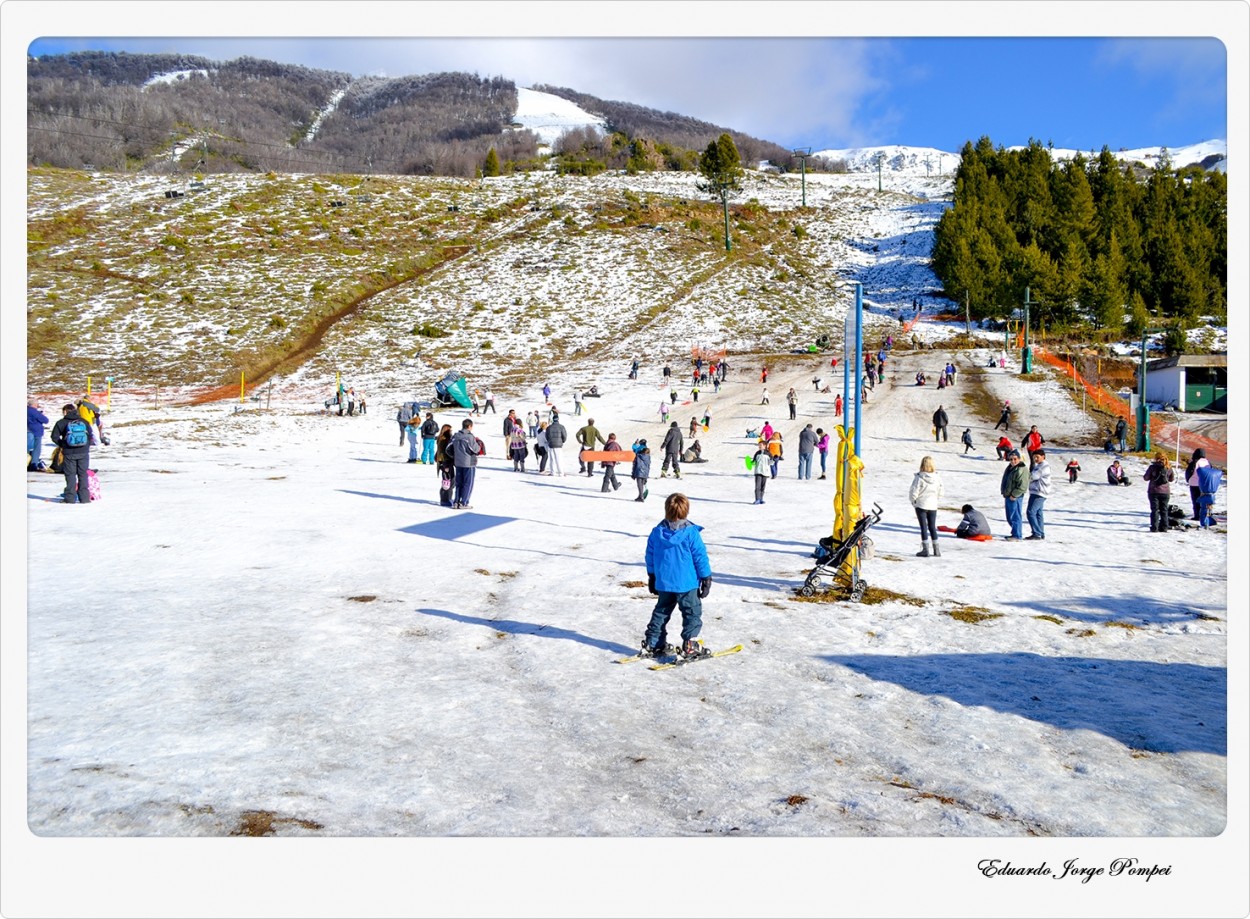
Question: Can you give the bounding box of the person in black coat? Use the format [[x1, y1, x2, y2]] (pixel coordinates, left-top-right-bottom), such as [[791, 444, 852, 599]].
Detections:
[[932, 405, 949, 442], [49, 403, 94, 503], [660, 421, 684, 478]]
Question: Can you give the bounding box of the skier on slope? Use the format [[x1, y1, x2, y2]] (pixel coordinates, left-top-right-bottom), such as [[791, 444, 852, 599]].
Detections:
[[640, 492, 712, 661]]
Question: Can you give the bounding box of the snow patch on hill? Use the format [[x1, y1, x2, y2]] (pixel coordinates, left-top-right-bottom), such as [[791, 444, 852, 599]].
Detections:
[[303, 88, 347, 145], [141, 68, 212, 89], [815, 145, 960, 177], [512, 87, 606, 147]]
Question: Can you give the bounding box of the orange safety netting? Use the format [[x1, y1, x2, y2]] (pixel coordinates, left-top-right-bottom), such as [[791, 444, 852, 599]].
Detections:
[[34, 382, 338, 409], [1034, 348, 1226, 466], [690, 345, 727, 364]]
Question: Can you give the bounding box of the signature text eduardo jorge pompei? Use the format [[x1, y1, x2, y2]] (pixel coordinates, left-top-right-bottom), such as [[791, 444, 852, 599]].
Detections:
[[977, 858, 1172, 883]]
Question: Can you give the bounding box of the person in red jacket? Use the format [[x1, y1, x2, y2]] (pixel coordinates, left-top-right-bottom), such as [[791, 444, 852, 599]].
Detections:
[[1020, 425, 1045, 459], [995, 435, 1014, 461]]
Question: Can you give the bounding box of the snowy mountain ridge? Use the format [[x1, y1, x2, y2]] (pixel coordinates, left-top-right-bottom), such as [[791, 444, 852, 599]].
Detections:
[[814, 138, 1227, 176]]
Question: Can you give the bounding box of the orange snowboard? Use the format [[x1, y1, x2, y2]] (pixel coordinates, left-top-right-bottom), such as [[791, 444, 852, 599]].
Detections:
[[581, 449, 630, 462], [937, 525, 992, 541]]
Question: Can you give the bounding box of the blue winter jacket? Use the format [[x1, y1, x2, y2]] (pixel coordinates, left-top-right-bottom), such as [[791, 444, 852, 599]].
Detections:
[[28, 405, 49, 437], [645, 519, 712, 593], [632, 452, 651, 479]]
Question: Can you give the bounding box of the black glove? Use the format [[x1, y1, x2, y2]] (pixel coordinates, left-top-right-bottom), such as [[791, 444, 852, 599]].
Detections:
[[698, 577, 712, 598], [647, 573, 657, 595]]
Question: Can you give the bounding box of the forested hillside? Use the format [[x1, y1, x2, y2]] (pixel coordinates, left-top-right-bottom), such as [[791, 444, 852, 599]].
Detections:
[[26, 52, 799, 178], [28, 52, 355, 173], [931, 137, 1227, 336]]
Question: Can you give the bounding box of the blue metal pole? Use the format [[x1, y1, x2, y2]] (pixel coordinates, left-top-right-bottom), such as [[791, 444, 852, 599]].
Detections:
[[853, 283, 864, 457]]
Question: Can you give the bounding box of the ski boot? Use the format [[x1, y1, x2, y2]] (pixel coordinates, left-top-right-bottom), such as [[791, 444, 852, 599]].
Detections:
[[641, 640, 675, 659], [678, 638, 710, 661]]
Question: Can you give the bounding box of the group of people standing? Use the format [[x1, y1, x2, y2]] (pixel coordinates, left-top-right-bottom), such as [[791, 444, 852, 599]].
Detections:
[[412, 398, 576, 509], [28, 397, 108, 504], [1140, 447, 1221, 531], [398, 404, 440, 464], [330, 384, 365, 416]]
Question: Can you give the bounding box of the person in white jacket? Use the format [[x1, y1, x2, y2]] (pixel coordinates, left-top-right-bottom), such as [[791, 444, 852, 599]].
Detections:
[[751, 442, 771, 505], [1025, 449, 1052, 540], [909, 455, 945, 557]]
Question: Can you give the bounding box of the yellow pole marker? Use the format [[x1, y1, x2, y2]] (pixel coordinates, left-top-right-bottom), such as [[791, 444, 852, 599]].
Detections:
[[241, 371, 246, 403]]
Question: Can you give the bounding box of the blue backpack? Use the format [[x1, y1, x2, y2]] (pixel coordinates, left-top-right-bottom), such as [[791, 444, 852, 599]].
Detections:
[[64, 419, 89, 448]]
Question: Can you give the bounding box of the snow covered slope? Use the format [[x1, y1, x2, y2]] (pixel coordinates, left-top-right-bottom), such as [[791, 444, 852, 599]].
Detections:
[[512, 86, 606, 147]]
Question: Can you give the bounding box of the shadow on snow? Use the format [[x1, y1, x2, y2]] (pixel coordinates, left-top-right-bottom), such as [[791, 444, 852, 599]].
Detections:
[[415, 607, 634, 655], [820, 651, 1225, 755]]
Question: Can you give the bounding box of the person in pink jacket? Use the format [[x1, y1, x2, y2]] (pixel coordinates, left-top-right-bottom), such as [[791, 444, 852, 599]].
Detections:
[[816, 428, 831, 479]]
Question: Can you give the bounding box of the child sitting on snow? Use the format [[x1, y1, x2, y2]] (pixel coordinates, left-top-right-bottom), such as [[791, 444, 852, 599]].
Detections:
[[1107, 460, 1130, 486]]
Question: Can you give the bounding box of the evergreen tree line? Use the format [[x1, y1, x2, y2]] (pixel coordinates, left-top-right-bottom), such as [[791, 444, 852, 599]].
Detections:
[[931, 137, 1227, 338]]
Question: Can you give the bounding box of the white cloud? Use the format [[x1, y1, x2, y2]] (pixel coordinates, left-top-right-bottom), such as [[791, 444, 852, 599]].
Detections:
[[1095, 37, 1226, 134]]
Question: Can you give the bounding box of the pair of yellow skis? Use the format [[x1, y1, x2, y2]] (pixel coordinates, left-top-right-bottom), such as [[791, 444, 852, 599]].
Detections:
[[614, 644, 745, 670]]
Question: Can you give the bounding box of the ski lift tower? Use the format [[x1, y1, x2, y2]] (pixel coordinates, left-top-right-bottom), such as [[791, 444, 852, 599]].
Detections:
[[792, 147, 812, 208], [1021, 287, 1035, 374], [1135, 327, 1167, 452]]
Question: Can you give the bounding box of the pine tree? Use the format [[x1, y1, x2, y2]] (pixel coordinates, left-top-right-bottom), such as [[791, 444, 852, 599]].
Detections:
[[1084, 232, 1129, 331], [483, 147, 500, 177], [696, 133, 744, 252], [1126, 291, 1151, 338]]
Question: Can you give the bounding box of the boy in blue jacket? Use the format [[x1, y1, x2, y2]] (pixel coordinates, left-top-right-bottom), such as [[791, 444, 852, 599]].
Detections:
[[642, 493, 712, 659]]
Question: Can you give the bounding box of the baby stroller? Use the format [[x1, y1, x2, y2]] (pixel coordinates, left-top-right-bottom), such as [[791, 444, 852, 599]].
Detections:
[[799, 503, 883, 602]]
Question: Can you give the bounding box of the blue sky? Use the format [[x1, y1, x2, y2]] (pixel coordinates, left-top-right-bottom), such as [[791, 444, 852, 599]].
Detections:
[[24, 33, 1228, 155]]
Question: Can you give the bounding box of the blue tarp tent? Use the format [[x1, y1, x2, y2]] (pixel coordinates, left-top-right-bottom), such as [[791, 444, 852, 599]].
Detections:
[[434, 370, 473, 409]]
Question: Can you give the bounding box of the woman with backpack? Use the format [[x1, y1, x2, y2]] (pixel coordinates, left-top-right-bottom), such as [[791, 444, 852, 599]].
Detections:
[[50, 403, 94, 504], [1143, 451, 1175, 532]]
